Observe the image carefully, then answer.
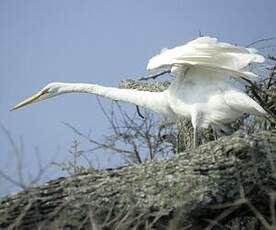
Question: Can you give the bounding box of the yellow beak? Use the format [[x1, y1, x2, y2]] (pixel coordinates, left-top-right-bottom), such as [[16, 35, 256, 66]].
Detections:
[[10, 91, 45, 111]]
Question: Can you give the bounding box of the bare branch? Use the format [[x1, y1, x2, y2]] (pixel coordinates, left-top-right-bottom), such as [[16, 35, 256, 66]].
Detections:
[[246, 37, 275, 47], [138, 70, 171, 81], [0, 123, 52, 192]]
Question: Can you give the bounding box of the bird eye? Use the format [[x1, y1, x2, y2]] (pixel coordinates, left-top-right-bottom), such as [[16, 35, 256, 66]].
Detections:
[[42, 88, 50, 94]]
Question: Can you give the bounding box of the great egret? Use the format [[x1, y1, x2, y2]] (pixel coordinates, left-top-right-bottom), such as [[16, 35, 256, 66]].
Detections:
[[11, 37, 266, 147]]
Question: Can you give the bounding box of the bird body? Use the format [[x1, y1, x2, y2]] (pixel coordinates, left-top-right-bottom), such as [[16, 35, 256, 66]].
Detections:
[[166, 68, 266, 127], [11, 37, 266, 147]]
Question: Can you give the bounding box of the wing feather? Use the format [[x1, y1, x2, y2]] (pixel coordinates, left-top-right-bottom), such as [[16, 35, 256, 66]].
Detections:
[[171, 60, 258, 80], [147, 36, 265, 81]]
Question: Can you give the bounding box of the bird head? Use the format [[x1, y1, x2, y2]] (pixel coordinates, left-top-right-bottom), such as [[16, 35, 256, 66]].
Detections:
[[10, 82, 66, 111]]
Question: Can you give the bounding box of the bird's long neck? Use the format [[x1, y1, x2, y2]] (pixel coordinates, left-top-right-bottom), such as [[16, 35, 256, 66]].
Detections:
[[59, 83, 172, 116]]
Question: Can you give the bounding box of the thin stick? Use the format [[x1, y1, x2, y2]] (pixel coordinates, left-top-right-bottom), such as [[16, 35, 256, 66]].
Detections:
[[138, 70, 171, 81], [136, 106, 145, 119], [246, 37, 275, 47]]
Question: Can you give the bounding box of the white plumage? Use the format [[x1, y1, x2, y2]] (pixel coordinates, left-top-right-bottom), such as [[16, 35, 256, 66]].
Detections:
[[11, 37, 266, 147]]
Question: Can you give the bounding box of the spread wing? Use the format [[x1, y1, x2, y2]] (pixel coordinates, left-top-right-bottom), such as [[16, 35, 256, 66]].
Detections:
[[147, 37, 264, 81]]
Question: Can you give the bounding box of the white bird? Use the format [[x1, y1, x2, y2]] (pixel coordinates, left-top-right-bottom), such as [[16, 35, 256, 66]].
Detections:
[[11, 37, 266, 147]]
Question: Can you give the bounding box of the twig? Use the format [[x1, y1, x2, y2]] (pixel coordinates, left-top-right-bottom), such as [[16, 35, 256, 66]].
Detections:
[[246, 37, 275, 47], [138, 70, 171, 81], [0, 124, 50, 190], [247, 201, 272, 230], [268, 56, 276, 62], [136, 106, 145, 119], [204, 205, 240, 230]]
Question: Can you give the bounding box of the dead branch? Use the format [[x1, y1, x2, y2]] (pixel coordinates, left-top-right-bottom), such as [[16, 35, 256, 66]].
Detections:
[[0, 130, 275, 229]]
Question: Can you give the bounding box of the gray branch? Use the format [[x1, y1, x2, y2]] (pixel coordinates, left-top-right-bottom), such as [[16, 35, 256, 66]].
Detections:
[[0, 131, 275, 229]]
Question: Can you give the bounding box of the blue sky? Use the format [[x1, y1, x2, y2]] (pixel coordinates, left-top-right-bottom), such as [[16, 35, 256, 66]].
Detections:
[[0, 0, 275, 195]]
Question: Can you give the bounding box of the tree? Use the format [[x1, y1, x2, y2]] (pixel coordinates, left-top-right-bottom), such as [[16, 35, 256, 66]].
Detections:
[[0, 131, 275, 229]]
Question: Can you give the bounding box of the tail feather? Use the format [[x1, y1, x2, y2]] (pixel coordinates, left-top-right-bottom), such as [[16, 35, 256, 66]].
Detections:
[[224, 90, 267, 116]]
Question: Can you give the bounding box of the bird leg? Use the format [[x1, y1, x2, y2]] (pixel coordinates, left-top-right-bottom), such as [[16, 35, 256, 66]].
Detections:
[[191, 111, 202, 148], [211, 124, 219, 140], [193, 126, 199, 148]]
